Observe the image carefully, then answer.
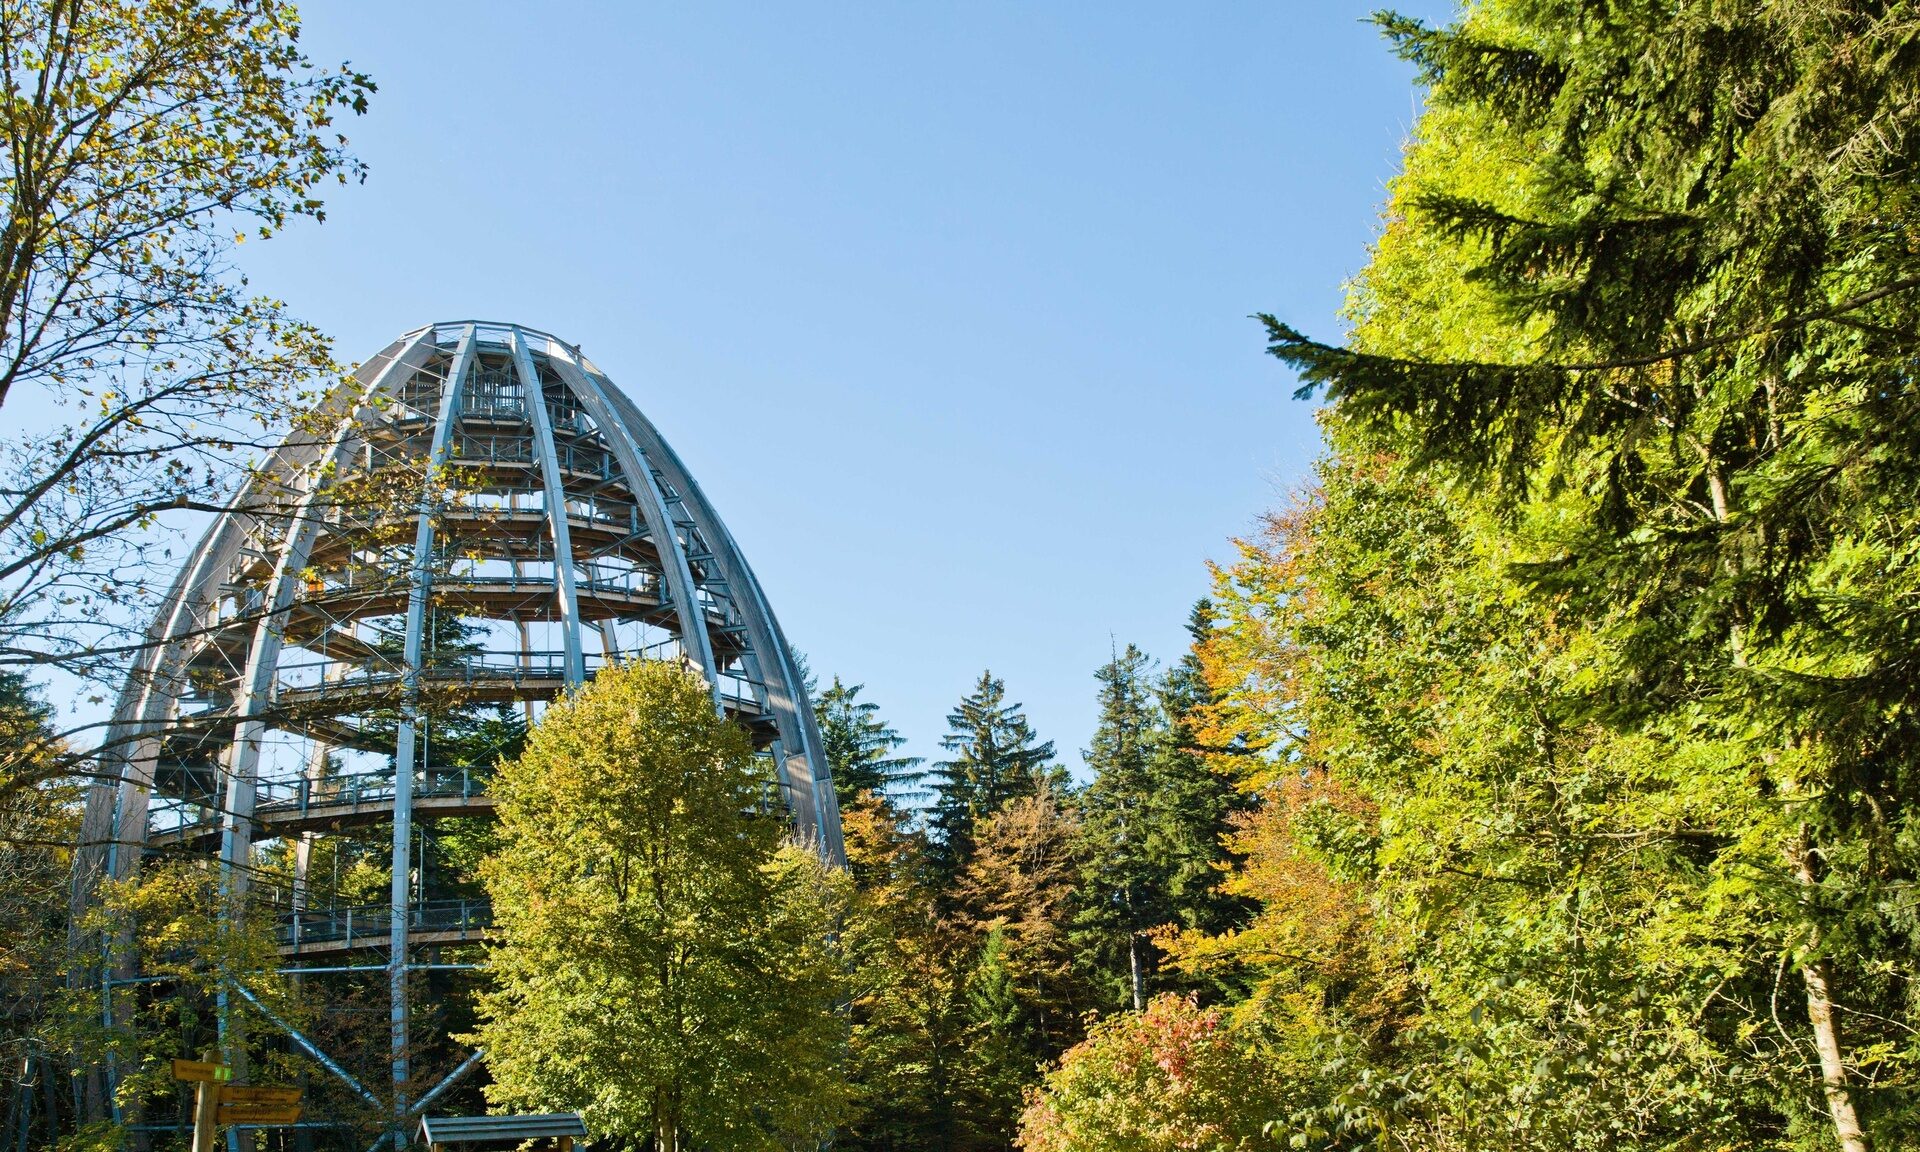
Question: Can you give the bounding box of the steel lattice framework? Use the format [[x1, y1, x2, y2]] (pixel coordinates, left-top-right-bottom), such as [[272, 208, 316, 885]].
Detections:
[[71, 321, 842, 1141]]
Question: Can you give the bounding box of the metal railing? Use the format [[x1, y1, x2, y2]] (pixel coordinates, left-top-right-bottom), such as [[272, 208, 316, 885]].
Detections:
[[275, 648, 600, 699], [279, 898, 492, 949], [259, 767, 491, 816], [293, 565, 661, 603], [146, 768, 493, 839]]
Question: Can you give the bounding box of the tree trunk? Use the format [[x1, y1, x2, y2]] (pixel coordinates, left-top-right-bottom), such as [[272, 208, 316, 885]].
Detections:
[[1792, 838, 1870, 1152], [1712, 460, 1870, 1152], [1127, 932, 1144, 1012], [1803, 955, 1870, 1152]]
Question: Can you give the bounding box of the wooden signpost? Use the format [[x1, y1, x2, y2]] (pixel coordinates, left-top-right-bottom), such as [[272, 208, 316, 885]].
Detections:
[[219, 1087, 301, 1105], [218, 1086, 303, 1127], [171, 1060, 232, 1083], [217, 1105, 304, 1127], [171, 1057, 303, 1152]]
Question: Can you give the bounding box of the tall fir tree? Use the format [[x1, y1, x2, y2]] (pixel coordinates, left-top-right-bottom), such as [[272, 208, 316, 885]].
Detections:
[[957, 926, 1029, 1152], [1147, 602, 1252, 942], [1072, 631, 1249, 1013], [929, 671, 1059, 879], [814, 676, 927, 808], [1071, 643, 1164, 1012]]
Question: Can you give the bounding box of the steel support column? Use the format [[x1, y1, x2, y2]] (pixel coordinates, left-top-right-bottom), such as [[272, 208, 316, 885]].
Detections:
[[597, 374, 843, 860], [391, 326, 475, 1137], [542, 345, 720, 691], [510, 328, 584, 684]]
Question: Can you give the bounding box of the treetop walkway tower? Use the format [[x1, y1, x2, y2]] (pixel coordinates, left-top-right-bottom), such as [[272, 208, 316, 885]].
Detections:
[[71, 321, 843, 1142]]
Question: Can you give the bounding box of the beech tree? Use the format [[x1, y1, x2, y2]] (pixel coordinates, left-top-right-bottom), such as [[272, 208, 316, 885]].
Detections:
[[952, 783, 1089, 1145], [837, 792, 972, 1152], [473, 660, 852, 1152]]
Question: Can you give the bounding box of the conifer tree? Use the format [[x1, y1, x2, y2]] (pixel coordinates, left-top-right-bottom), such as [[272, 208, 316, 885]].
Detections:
[[1073, 632, 1248, 1012], [957, 926, 1029, 1150], [1147, 602, 1251, 941], [1072, 644, 1163, 1011], [929, 672, 1058, 879], [815, 676, 926, 808]]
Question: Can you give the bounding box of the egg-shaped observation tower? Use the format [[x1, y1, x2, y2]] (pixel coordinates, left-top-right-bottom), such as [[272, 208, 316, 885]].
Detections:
[[71, 321, 842, 1140]]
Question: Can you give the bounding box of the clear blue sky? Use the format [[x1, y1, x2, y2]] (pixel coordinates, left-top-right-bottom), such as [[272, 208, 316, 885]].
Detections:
[[239, 2, 1453, 778]]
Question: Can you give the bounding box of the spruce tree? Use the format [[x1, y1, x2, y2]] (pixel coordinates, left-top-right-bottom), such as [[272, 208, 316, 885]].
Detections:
[[1072, 630, 1249, 1013], [929, 671, 1058, 878], [814, 676, 927, 808], [1071, 643, 1164, 1012], [1148, 602, 1251, 941], [957, 926, 1028, 1150]]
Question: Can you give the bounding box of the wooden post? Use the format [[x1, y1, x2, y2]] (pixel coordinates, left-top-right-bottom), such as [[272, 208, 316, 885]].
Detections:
[[189, 1052, 220, 1152]]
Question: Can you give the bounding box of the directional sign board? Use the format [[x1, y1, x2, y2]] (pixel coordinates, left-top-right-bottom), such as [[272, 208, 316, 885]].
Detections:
[[171, 1060, 232, 1083], [218, 1087, 300, 1106], [217, 1104, 303, 1126]]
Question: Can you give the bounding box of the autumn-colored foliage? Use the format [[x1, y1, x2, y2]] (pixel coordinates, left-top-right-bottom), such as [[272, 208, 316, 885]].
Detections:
[[1018, 994, 1286, 1152]]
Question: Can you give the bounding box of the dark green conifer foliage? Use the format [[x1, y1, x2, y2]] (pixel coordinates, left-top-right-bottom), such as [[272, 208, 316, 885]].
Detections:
[[814, 676, 927, 808], [957, 926, 1029, 1151], [929, 672, 1058, 878], [1148, 602, 1251, 941], [1071, 644, 1162, 1012], [1073, 626, 1249, 1013]]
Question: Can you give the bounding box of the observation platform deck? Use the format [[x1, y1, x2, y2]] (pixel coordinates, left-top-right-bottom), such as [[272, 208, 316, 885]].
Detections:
[[147, 769, 497, 850], [275, 898, 492, 957]]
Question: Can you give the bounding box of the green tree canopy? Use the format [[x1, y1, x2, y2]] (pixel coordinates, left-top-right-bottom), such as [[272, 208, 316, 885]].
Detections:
[[1240, 3, 1920, 1148], [0, 0, 376, 796], [473, 660, 852, 1152]]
